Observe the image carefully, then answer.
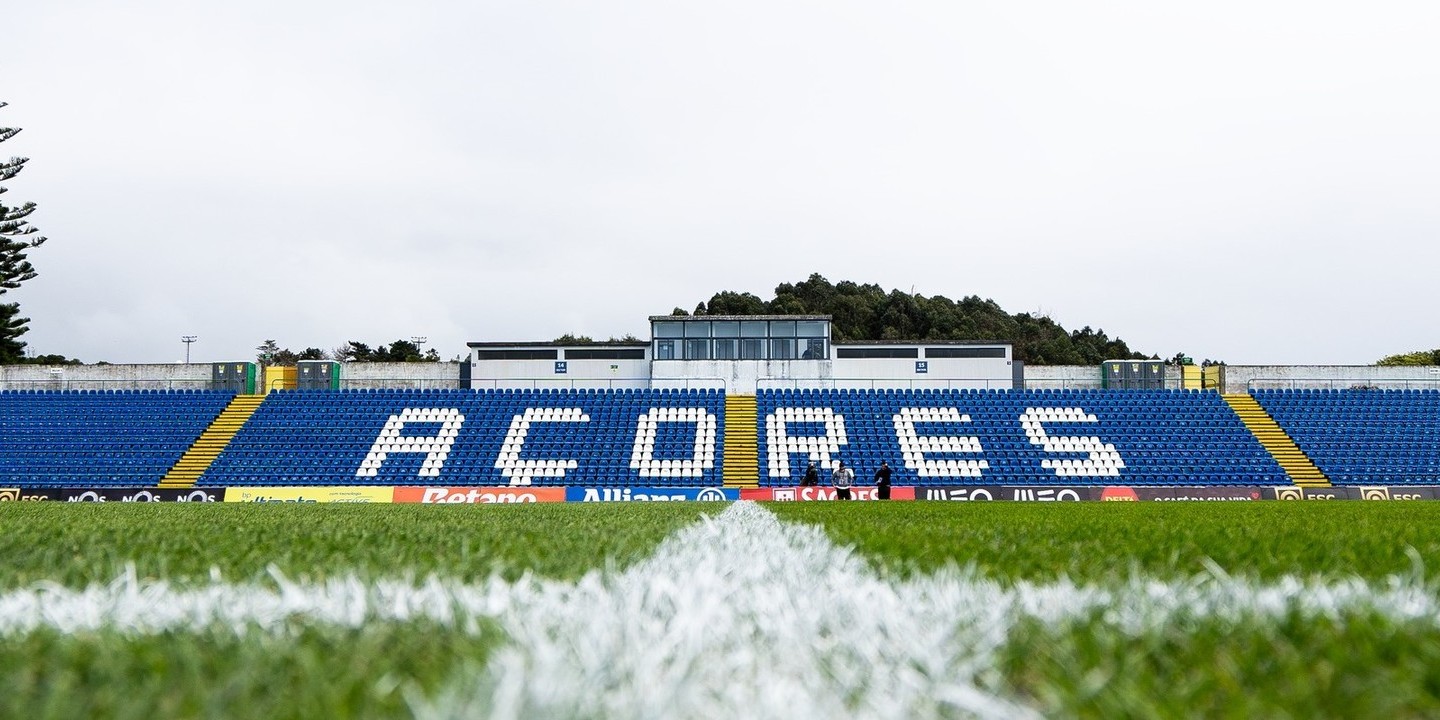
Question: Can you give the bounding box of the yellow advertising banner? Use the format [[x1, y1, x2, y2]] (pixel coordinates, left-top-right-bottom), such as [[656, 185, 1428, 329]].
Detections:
[[223, 487, 394, 503]]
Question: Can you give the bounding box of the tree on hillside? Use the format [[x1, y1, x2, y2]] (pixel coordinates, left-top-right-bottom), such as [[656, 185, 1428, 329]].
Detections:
[[552, 333, 643, 344], [1376, 349, 1440, 366], [690, 273, 1150, 365], [0, 102, 49, 363], [333, 339, 440, 362], [255, 340, 328, 365]]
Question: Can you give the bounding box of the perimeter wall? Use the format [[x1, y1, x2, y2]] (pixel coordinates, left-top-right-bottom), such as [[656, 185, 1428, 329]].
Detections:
[[2, 362, 1439, 393]]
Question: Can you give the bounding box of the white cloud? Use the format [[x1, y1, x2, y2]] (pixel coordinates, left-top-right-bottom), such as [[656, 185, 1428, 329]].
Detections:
[[4, 1, 1439, 363]]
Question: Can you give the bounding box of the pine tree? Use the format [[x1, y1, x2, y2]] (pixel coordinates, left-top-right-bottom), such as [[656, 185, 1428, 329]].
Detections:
[[0, 102, 47, 363]]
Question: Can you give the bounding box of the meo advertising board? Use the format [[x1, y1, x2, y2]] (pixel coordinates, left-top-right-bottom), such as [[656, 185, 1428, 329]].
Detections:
[[393, 487, 566, 504], [919, 486, 1266, 502], [918, 486, 1090, 502], [223, 487, 394, 503], [566, 487, 738, 502]]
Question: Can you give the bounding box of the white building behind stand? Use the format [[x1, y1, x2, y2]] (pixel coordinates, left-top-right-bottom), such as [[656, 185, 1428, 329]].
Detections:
[[467, 315, 1017, 393]]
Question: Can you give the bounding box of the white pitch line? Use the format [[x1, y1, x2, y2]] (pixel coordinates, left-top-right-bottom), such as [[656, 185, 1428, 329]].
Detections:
[[1, 503, 1439, 719], [419, 500, 1039, 720]]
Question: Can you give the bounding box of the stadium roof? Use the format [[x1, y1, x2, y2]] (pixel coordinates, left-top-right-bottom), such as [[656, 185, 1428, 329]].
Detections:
[[466, 341, 649, 348], [647, 314, 831, 322]]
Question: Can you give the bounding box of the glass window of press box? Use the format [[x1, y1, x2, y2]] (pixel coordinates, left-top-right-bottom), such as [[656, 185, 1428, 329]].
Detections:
[[652, 319, 829, 361]]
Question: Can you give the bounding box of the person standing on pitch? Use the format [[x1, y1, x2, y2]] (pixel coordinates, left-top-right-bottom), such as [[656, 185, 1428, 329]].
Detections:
[[831, 460, 855, 500], [873, 461, 892, 500], [802, 461, 819, 487]]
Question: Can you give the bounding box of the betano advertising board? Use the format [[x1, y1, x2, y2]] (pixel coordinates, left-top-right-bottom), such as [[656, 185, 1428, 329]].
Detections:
[[392, 487, 566, 504]]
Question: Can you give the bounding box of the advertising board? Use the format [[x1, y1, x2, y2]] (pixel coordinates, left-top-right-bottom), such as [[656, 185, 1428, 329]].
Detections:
[[222, 487, 395, 503], [565, 487, 739, 502], [917, 486, 1091, 502], [392, 487, 566, 504], [1269, 486, 1440, 500], [744, 487, 915, 501], [0, 488, 221, 502], [1103, 487, 1264, 501]]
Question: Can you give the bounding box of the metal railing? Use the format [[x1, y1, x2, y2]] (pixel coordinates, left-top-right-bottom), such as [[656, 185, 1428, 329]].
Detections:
[[337, 377, 728, 391], [1023, 378, 1184, 390], [1246, 377, 1440, 391], [0, 378, 213, 391], [1019, 378, 1105, 391], [755, 377, 1015, 391]]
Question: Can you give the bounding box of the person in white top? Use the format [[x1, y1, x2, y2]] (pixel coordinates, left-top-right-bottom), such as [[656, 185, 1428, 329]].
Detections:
[[831, 461, 855, 500]]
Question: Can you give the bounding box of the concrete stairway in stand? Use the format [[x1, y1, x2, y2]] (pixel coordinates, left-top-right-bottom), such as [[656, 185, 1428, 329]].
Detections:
[[1223, 393, 1330, 487], [158, 394, 267, 488], [722, 395, 759, 488]]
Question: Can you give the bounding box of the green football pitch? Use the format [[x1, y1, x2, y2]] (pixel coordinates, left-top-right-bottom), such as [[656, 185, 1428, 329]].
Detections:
[[3, 501, 1439, 719]]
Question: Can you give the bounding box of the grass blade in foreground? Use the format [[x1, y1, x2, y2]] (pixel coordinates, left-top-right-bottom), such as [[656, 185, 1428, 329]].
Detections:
[[5, 502, 1440, 718], [0, 503, 711, 588], [769, 501, 1440, 583]]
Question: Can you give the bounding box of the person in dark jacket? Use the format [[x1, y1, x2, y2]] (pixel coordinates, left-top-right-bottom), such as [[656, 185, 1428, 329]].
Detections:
[[831, 461, 855, 500], [802, 461, 819, 487], [873, 461, 892, 500]]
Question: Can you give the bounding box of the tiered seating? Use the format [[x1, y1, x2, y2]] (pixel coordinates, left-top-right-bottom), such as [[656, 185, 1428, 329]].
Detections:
[[756, 389, 1286, 486], [1254, 389, 1440, 485], [0, 389, 235, 486], [202, 388, 726, 487]]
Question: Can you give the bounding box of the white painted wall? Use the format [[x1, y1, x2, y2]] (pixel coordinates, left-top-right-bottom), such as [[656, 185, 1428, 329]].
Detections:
[[651, 360, 821, 392], [0, 363, 212, 390], [830, 357, 1013, 390], [1222, 365, 1440, 392], [340, 362, 465, 390], [6, 362, 1438, 393], [1022, 365, 1187, 390], [1022, 365, 1103, 389], [468, 358, 651, 389]]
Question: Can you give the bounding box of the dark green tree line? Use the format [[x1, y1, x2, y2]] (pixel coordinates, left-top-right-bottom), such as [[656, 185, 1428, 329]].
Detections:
[[687, 273, 1150, 365], [0, 102, 48, 363], [255, 339, 443, 365], [332, 339, 440, 363], [1376, 349, 1440, 366]]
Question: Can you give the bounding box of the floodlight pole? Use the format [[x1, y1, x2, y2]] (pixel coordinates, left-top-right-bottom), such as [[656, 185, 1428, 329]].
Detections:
[[411, 336, 428, 354], [182, 335, 198, 364]]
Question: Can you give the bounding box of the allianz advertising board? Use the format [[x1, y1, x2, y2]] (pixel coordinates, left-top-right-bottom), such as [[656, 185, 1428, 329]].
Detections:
[[565, 487, 739, 502]]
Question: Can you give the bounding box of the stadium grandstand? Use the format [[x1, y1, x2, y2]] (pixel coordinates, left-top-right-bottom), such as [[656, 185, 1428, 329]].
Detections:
[[1, 314, 1438, 498]]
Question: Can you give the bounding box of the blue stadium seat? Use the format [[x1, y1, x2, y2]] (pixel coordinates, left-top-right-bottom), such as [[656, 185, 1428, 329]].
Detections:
[[754, 389, 1287, 487], [202, 389, 726, 488], [1254, 389, 1440, 485], [0, 390, 236, 487]]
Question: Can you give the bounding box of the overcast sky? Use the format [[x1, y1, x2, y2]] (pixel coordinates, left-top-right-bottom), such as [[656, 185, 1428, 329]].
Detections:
[[5, 1, 1439, 365]]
